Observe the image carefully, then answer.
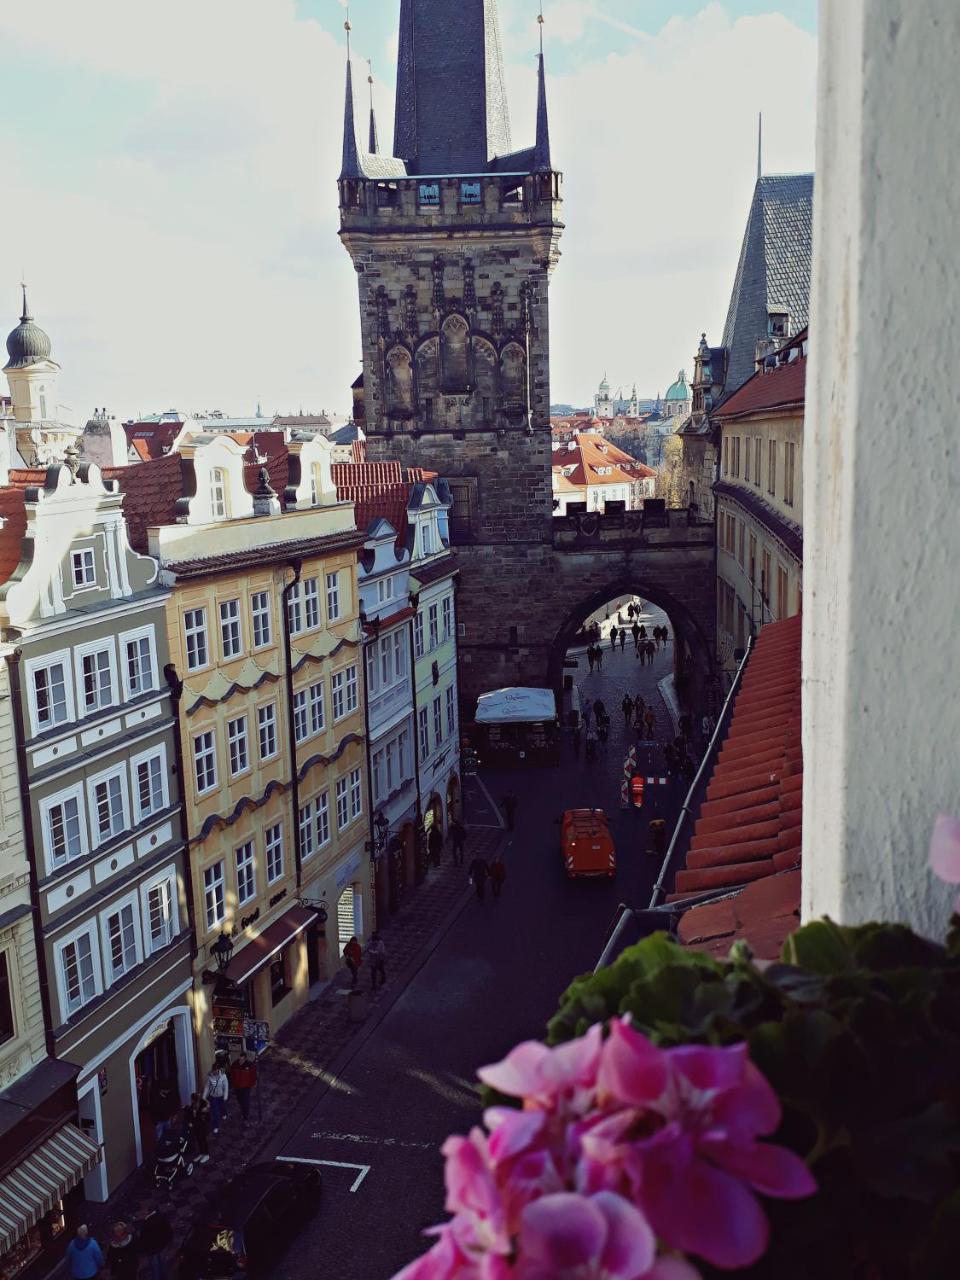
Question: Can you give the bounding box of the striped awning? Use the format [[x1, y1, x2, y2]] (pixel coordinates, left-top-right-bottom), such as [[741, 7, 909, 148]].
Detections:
[[0, 1123, 101, 1252]]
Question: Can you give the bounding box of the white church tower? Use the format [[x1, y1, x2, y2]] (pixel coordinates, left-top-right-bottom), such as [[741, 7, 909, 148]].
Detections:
[[3, 288, 80, 464]]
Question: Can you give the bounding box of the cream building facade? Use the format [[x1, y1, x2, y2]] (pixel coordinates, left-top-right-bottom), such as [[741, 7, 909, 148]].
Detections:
[[713, 330, 806, 680]]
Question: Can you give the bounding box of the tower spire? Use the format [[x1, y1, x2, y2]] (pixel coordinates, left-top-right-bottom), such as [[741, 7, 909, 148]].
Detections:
[[533, 6, 552, 172], [339, 12, 363, 181], [757, 111, 763, 181], [20, 279, 31, 323], [367, 59, 380, 154]]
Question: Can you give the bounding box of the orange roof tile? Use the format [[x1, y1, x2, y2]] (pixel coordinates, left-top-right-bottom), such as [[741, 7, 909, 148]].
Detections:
[[0, 486, 27, 585], [672, 614, 802, 959]]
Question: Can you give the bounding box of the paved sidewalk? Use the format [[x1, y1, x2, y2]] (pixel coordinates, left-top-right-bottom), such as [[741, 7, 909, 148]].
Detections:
[[80, 824, 503, 1262]]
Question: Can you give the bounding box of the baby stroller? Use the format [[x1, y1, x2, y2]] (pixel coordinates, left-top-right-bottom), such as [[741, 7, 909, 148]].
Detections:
[[153, 1128, 194, 1189]]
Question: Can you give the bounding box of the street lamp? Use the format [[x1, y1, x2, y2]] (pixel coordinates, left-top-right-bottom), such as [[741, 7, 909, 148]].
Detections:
[[202, 930, 234, 984], [367, 810, 390, 861]]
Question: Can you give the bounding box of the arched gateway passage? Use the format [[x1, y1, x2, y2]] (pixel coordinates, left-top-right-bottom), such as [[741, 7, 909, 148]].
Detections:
[[547, 578, 716, 713]]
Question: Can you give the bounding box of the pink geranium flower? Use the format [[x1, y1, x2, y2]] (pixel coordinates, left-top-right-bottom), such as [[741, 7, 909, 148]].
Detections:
[[930, 813, 960, 912], [516, 1191, 655, 1280]]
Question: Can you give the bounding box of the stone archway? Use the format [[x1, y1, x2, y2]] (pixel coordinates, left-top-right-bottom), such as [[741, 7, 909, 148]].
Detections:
[[546, 576, 715, 714]]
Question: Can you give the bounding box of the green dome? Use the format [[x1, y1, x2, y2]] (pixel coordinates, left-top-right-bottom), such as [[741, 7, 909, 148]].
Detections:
[[664, 370, 689, 401], [4, 289, 52, 371]]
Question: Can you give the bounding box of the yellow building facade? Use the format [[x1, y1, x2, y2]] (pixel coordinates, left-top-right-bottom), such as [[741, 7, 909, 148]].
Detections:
[[122, 433, 371, 1072]]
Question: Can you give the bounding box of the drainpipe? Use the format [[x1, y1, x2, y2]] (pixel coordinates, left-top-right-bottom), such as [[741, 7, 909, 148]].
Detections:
[[163, 662, 199, 958], [6, 649, 57, 1057], [282, 560, 304, 889], [408, 605, 425, 881]]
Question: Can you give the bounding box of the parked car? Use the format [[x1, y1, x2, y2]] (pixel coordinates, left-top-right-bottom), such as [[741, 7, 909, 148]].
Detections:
[[560, 808, 616, 877], [178, 1160, 321, 1279]]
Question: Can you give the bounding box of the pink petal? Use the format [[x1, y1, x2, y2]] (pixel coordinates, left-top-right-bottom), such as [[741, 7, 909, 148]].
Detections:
[[640, 1136, 770, 1268], [442, 1131, 499, 1220], [699, 1136, 817, 1199], [592, 1191, 656, 1278], [710, 1060, 781, 1138], [390, 1227, 462, 1280], [668, 1042, 749, 1095], [485, 1109, 547, 1165], [930, 813, 960, 885], [598, 1019, 669, 1108], [550, 1023, 603, 1090], [479, 1042, 554, 1102], [519, 1193, 606, 1269]]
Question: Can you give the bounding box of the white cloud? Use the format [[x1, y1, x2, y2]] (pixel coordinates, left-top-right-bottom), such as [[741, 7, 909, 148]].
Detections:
[[0, 1, 815, 421]]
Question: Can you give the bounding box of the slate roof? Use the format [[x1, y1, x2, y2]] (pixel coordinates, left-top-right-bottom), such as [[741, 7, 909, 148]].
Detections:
[[721, 175, 813, 397], [669, 612, 802, 960], [393, 0, 512, 174]]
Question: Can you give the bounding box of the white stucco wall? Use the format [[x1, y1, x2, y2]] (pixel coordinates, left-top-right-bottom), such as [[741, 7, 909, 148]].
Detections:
[[803, 0, 960, 936]]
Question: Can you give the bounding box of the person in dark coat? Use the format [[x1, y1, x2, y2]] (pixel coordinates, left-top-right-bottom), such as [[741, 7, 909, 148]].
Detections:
[[343, 935, 362, 987], [631, 622, 640, 648], [449, 818, 466, 865], [621, 694, 634, 725], [152, 1077, 177, 1142], [501, 794, 518, 832], [106, 1223, 138, 1280], [137, 1203, 173, 1280], [185, 1093, 210, 1163], [229, 1053, 257, 1124], [619, 629, 626, 651], [489, 853, 507, 899], [587, 645, 596, 673], [428, 823, 444, 868], [469, 856, 490, 900], [609, 626, 618, 651]]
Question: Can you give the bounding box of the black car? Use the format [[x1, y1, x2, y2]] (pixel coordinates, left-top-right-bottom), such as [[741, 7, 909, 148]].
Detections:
[[178, 1160, 321, 1279]]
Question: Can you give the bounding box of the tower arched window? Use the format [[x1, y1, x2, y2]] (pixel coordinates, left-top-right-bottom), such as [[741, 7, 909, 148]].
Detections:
[[385, 347, 414, 418], [440, 315, 471, 393], [500, 343, 527, 415]]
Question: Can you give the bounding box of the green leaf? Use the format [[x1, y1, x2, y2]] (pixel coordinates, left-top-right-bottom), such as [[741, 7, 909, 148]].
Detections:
[[851, 1103, 960, 1201], [781, 918, 857, 974]]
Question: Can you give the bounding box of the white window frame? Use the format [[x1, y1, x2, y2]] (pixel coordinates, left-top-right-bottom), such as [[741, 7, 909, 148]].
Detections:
[[54, 920, 102, 1020], [26, 649, 75, 736], [227, 715, 250, 778], [393, 631, 406, 680], [287, 582, 303, 636], [371, 748, 384, 805], [203, 861, 226, 931], [75, 639, 117, 716], [251, 590, 273, 649], [87, 763, 129, 848], [293, 690, 309, 743], [418, 705, 429, 759], [335, 777, 349, 831], [326, 571, 341, 622], [315, 792, 330, 848], [210, 467, 229, 519], [193, 730, 218, 796], [299, 803, 315, 860], [344, 666, 358, 715], [257, 702, 278, 761], [309, 680, 325, 734], [71, 547, 97, 589], [377, 577, 394, 604], [184, 607, 210, 672], [441, 595, 453, 642], [265, 823, 284, 884], [414, 613, 425, 659], [131, 745, 168, 822], [40, 783, 88, 874], [235, 840, 256, 906], [219, 598, 243, 660], [433, 694, 443, 745], [303, 578, 321, 631], [119, 626, 157, 699], [331, 670, 346, 721], [349, 767, 363, 820], [428, 603, 440, 651], [365, 645, 379, 697], [140, 866, 180, 956], [100, 888, 143, 986], [446, 684, 457, 738]]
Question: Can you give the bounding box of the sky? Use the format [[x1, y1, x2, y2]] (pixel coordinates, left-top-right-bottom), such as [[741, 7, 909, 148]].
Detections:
[[0, 1, 817, 423]]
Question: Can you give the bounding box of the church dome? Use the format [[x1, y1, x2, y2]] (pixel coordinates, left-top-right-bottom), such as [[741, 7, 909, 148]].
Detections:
[[665, 370, 689, 401], [598, 373, 610, 393], [4, 290, 52, 371]]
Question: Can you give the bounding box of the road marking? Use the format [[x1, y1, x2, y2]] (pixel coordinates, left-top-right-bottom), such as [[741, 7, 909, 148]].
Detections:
[[473, 773, 506, 828], [310, 1129, 435, 1151], [277, 1155, 371, 1192]]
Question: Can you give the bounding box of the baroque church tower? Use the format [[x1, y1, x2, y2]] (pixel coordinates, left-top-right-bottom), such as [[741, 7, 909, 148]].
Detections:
[[338, 0, 563, 703]]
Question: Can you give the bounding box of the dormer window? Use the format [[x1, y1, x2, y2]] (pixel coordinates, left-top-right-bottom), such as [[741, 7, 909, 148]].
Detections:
[[422, 523, 435, 556], [418, 183, 440, 207], [377, 577, 395, 604], [71, 548, 96, 588], [310, 463, 325, 505], [769, 312, 789, 339], [210, 468, 229, 519], [460, 181, 481, 205]]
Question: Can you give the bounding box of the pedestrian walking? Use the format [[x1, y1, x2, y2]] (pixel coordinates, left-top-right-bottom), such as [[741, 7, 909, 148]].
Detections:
[[469, 856, 490, 900], [592, 621, 601, 642], [595, 644, 604, 670], [635, 695, 645, 716], [621, 694, 634, 725], [619, 629, 626, 651], [682, 754, 696, 781], [137, 1204, 172, 1280], [185, 1093, 210, 1163], [368, 932, 387, 987], [490, 852, 507, 899], [597, 713, 609, 745], [107, 1223, 138, 1280], [66, 1227, 104, 1280], [645, 639, 656, 665], [587, 645, 595, 673], [343, 934, 362, 986], [649, 817, 668, 858], [449, 818, 466, 865], [593, 698, 606, 721], [428, 822, 444, 868], [679, 713, 693, 741], [631, 622, 640, 647], [202, 1063, 229, 1135], [584, 724, 598, 761], [644, 707, 656, 740], [572, 725, 581, 758], [581, 701, 592, 728], [627, 602, 635, 620], [501, 793, 518, 831], [609, 626, 618, 651], [639, 625, 647, 641], [229, 1052, 257, 1124], [664, 742, 676, 775], [151, 1076, 177, 1142]]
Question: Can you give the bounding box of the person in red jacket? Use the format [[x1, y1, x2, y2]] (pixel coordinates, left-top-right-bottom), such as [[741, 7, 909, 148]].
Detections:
[[229, 1053, 257, 1124], [343, 935, 362, 986]]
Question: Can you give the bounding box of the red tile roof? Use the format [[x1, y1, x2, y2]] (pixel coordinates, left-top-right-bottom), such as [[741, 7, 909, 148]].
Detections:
[[122, 423, 181, 460], [714, 352, 807, 422], [0, 486, 27, 585], [106, 453, 185, 553], [670, 613, 802, 960], [552, 433, 656, 489]]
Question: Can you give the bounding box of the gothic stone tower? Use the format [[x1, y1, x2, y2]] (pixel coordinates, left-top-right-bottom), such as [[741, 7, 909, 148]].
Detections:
[[338, 0, 563, 708]]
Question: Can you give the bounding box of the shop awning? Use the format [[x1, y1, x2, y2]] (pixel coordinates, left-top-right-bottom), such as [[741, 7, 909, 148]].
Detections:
[[0, 1122, 101, 1251], [476, 687, 557, 725], [222, 905, 316, 986]]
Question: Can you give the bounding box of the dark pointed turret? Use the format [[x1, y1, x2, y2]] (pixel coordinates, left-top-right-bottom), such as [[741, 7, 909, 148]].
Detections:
[[394, 0, 512, 174], [340, 57, 362, 180], [369, 105, 380, 155], [533, 52, 552, 171]]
